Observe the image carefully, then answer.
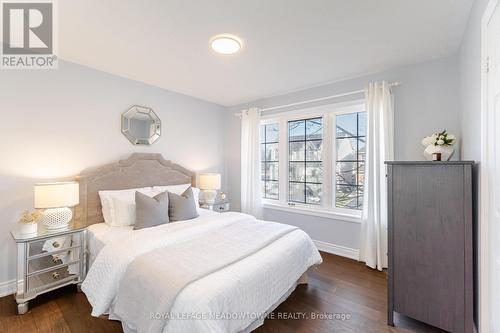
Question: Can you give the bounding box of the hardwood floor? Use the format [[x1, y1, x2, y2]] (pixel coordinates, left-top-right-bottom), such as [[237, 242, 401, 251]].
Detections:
[[0, 252, 447, 333]]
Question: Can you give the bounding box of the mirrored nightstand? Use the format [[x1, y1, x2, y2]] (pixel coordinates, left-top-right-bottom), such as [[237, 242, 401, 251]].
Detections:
[[10, 221, 86, 314], [200, 201, 230, 213]]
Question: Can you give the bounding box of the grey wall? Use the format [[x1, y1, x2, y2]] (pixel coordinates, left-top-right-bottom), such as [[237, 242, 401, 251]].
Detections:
[[225, 55, 461, 251], [0, 60, 226, 292]]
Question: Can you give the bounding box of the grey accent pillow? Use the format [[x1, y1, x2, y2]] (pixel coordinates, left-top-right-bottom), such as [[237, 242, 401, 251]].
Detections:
[[134, 191, 169, 230], [168, 187, 199, 221]]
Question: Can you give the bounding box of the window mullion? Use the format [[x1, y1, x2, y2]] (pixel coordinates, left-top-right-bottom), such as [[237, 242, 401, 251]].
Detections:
[[323, 113, 333, 209], [303, 122, 307, 203], [356, 113, 360, 208], [279, 116, 287, 205]]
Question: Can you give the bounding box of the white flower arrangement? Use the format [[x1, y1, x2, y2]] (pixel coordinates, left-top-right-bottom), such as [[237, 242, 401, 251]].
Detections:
[[421, 130, 456, 147]]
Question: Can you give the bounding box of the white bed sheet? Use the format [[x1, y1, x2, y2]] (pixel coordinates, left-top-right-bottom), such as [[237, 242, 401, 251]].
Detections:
[[86, 210, 219, 266], [83, 211, 322, 333], [87, 223, 133, 266]]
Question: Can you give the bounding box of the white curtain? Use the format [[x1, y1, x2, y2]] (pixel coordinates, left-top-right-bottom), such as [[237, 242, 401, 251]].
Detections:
[[241, 107, 263, 218], [359, 81, 394, 271]]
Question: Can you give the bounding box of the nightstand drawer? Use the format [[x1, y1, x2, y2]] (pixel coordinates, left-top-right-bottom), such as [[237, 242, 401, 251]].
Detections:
[[27, 262, 80, 293], [213, 202, 230, 212], [27, 247, 80, 274], [28, 234, 80, 258]]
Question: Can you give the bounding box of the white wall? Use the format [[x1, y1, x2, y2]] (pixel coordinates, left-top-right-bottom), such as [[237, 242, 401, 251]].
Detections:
[[225, 55, 461, 253], [458, 0, 490, 329], [0, 60, 226, 293], [459, 0, 489, 162]]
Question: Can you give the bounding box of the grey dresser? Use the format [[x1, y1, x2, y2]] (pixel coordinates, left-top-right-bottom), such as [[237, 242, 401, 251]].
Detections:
[[386, 161, 473, 332]]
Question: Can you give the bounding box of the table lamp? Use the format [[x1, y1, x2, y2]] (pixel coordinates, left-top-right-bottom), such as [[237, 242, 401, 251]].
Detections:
[[199, 173, 221, 204], [34, 182, 79, 230]]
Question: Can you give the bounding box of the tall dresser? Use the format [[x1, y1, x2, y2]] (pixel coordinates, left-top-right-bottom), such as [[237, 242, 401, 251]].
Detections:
[[386, 161, 473, 333]]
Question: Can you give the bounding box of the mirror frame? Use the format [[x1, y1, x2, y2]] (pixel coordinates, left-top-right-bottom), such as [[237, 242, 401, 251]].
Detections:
[[121, 105, 161, 145]]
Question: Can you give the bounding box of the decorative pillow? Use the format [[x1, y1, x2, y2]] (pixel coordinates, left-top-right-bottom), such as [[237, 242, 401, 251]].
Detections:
[[152, 184, 201, 212], [168, 187, 199, 221], [134, 191, 169, 230], [98, 187, 154, 226]]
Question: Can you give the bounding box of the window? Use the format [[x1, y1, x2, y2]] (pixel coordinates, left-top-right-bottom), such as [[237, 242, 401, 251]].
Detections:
[[260, 123, 279, 199], [259, 102, 366, 218], [335, 112, 366, 210], [288, 118, 323, 204]]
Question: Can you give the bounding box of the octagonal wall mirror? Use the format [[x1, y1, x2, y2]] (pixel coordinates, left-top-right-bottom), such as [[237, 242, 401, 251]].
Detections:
[[121, 105, 161, 145]]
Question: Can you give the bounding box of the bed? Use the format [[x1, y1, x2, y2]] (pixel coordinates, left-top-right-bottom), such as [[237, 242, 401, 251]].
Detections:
[[77, 153, 322, 333]]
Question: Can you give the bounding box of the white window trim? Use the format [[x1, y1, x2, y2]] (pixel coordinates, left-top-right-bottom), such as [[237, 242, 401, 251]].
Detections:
[[263, 201, 362, 223], [260, 99, 365, 223]]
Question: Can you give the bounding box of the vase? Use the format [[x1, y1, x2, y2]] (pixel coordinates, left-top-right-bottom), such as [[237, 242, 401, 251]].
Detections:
[[423, 145, 455, 161], [18, 222, 38, 234]]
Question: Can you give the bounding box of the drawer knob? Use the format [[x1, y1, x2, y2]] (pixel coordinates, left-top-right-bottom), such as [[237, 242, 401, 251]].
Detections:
[[50, 256, 59, 264], [52, 272, 60, 280], [52, 241, 60, 248]]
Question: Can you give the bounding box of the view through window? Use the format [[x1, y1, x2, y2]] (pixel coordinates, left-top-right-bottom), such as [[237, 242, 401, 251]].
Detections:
[[260, 123, 279, 199], [335, 112, 366, 209], [288, 118, 323, 204]]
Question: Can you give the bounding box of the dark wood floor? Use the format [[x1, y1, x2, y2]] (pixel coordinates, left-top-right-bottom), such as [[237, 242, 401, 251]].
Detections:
[[0, 252, 446, 333]]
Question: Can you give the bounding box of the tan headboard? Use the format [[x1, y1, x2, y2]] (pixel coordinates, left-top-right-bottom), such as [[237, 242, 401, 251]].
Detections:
[[74, 153, 195, 227]]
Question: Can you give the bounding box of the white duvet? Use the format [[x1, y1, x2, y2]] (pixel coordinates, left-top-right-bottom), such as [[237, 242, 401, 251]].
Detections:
[[82, 211, 322, 333]]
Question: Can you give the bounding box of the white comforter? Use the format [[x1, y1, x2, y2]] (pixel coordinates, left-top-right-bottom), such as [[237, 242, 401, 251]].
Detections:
[[82, 211, 322, 333]]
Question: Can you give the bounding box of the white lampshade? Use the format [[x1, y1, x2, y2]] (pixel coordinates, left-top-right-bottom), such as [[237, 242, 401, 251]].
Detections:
[[34, 182, 79, 209], [198, 173, 221, 190]]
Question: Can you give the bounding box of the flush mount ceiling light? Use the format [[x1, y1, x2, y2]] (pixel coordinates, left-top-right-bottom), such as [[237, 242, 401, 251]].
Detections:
[[210, 34, 242, 55]]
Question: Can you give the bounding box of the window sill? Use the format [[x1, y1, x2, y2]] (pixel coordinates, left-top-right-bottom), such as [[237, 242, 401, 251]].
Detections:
[[262, 202, 362, 224]]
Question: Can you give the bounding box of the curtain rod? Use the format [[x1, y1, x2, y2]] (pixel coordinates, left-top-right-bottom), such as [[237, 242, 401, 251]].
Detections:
[[235, 81, 401, 117]]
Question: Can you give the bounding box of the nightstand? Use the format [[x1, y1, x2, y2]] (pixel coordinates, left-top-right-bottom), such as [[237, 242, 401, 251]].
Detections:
[[200, 201, 230, 213], [10, 222, 86, 314]]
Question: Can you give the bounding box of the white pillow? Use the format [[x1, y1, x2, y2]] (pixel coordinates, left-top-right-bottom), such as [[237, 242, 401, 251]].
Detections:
[[98, 187, 153, 226], [99, 184, 201, 226], [151, 184, 190, 195], [191, 187, 201, 212], [152, 184, 201, 212]]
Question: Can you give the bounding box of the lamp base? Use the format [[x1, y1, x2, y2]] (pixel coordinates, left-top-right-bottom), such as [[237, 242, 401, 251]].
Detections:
[[40, 207, 72, 230], [202, 190, 217, 204]]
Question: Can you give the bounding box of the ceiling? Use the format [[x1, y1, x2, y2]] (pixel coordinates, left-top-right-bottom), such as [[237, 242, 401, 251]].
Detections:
[[56, 0, 473, 106]]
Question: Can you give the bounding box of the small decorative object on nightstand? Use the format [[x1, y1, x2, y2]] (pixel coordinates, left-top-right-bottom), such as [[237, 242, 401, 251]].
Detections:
[[198, 173, 221, 204], [200, 201, 231, 213], [34, 182, 79, 230], [11, 222, 86, 314], [17, 210, 42, 235]]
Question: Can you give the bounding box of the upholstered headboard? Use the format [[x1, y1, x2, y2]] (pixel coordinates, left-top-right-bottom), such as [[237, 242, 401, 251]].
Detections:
[[74, 153, 195, 227]]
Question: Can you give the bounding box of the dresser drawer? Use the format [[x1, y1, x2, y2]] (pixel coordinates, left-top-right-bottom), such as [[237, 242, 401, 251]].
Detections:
[[27, 262, 80, 293], [28, 234, 81, 257], [27, 247, 80, 274]]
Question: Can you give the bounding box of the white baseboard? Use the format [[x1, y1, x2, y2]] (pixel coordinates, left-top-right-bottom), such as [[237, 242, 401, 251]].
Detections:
[[313, 240, 359, 260], [0, 279, 16, 298]]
